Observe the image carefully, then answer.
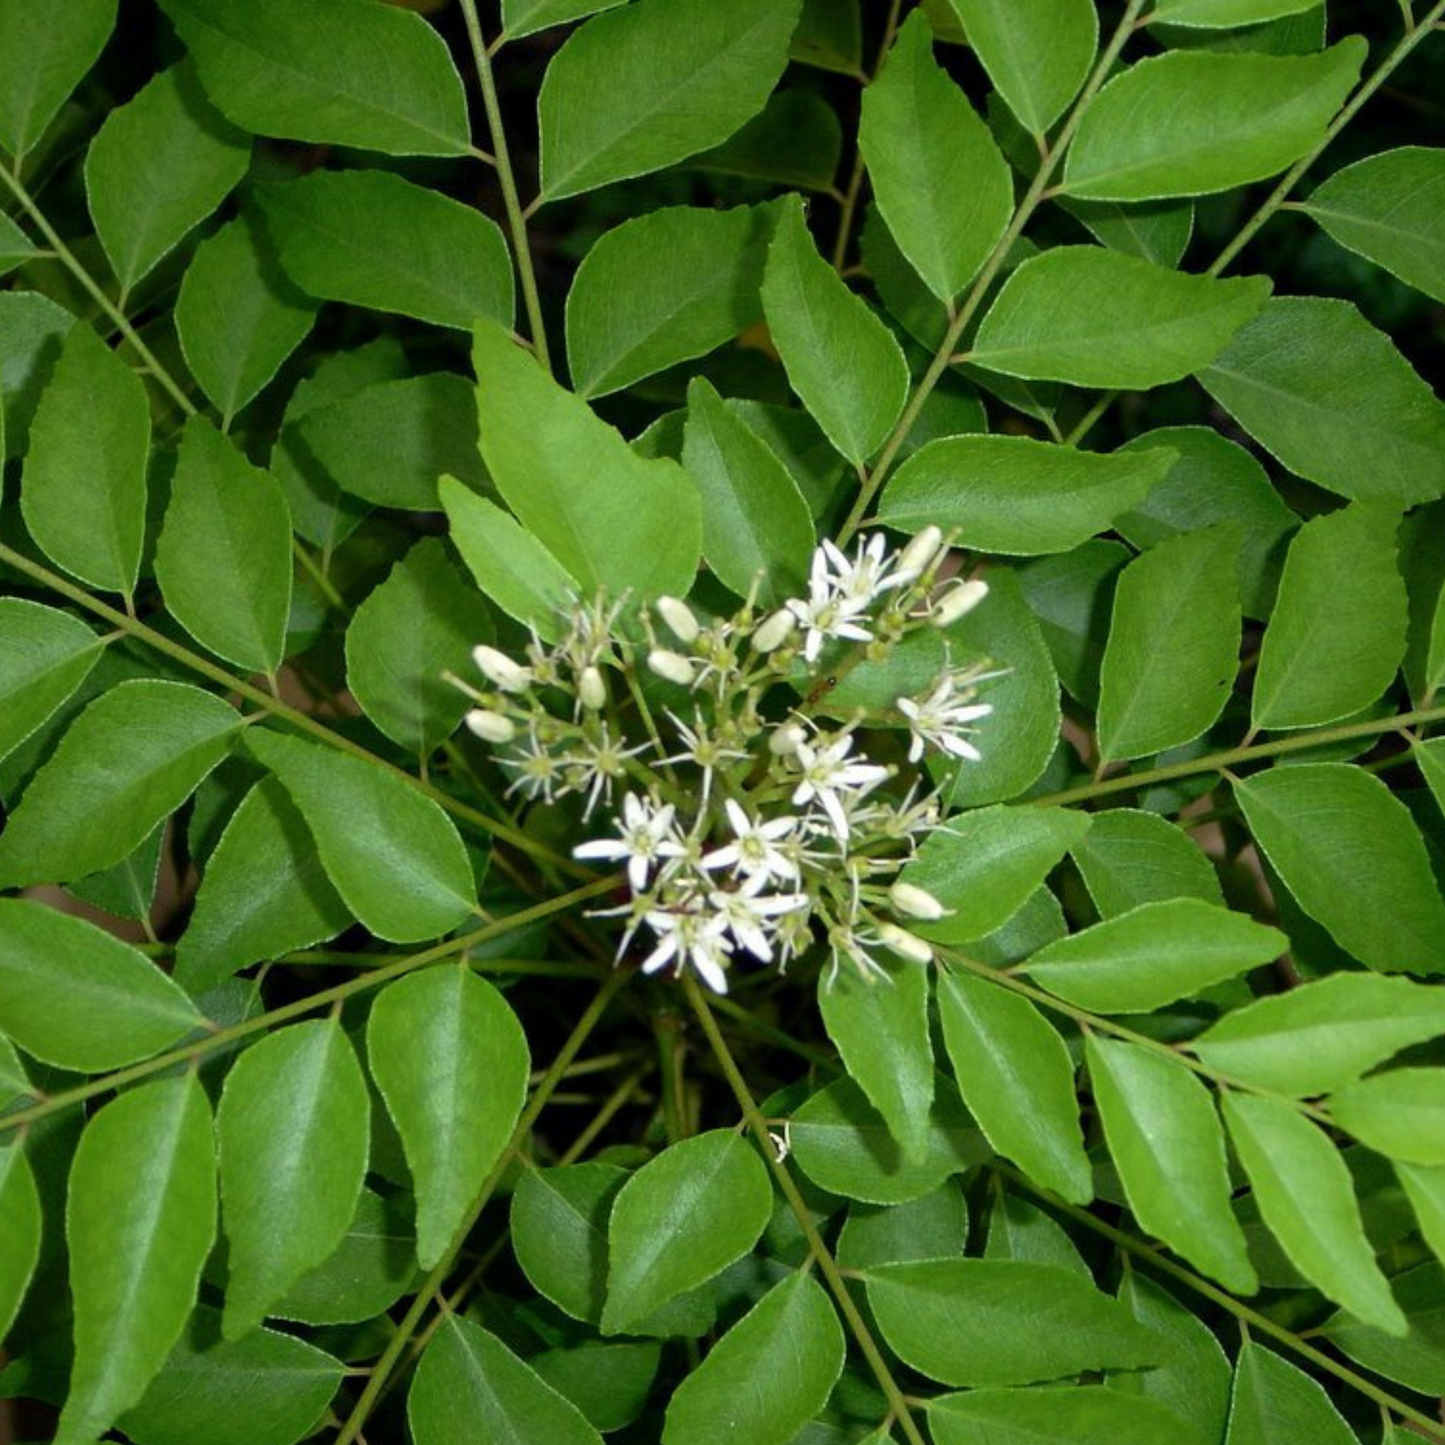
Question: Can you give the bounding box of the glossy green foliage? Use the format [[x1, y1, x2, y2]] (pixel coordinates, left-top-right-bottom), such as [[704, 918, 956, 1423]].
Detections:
[[0, 599, 104, 763]]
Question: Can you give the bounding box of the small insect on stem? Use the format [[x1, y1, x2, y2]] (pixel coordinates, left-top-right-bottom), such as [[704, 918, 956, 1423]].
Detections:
[[805, 675, 839, 707]]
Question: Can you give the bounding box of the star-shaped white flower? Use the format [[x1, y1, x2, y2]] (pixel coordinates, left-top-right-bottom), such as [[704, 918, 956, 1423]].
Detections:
[[791, 734, 890, 839], [573, 790, 686, 891], [897, 673, 993, 762], [702, 798, 801, 884], [708, 876, 810, 962], [639, 906, 734, 993]]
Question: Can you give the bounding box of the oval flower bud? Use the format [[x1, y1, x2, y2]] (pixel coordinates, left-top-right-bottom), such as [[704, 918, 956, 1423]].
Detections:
[[768, 720, 807, 757], [656, 595, 700, 645], [472, 643, 534, 693], [752, 609, 797, 653], [647, 649, 697, 687], [465, 708, 517, 744], [876, 921, 933, 964], [888, 880, 951, 921], [896, 525, 944, 582], [577, 665, 607, 710], [931, 578, 989, 629]]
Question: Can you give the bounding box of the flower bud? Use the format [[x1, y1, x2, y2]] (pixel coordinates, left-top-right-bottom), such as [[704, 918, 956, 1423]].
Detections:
[[577, 665, 606, 710], [896, 525, 944, 581], [647, 649, 697, 687], [465, 708, 516, 744], [931, 578, 989, 629], [656, 595, 700, 644], [472, 644, 533, 693], [876, 922, 933, 964], [888, 881, 951, 921], [752, 609, 796, 653], [768, 720, 807, 756]]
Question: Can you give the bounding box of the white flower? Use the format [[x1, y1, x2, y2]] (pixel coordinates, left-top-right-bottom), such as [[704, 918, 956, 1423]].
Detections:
[[708, 876, 810, 962], [897, 673, 992, 763], [791, 733, 890, 839], [640, 905, 734, 994], [702, 798, 802, 884], [472, 644, 534, 693], [768, 720, 807, 757], [819, 533, 908, 611], [786, 543, 877, 663], [562, 723, 647, 818], [573, 790, 686, 890], [660, 711, 746, 806], [503, 722, 562, 802]]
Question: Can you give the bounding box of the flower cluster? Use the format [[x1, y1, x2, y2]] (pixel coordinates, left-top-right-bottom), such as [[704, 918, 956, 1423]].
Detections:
[[451, 530, 997, 994]]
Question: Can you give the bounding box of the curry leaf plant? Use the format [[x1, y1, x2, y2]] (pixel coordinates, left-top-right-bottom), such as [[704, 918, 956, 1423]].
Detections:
[[2, 2, 1445, 1443]]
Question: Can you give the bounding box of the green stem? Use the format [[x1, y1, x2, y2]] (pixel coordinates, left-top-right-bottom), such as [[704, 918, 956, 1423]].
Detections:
[[1029, 702, 1445, 810], [995, 1163, 1445, 1444], [459, 0, 552, 374], [835, 0, 1152, 546], [1209, 0, 1445, 278], [0, 157, 196, 417], [830, 0, 904, 271], [333, 967, 630, 1444], [0, 541, 579, 872], [0, 875, 620, 1139], [685, 978, 931, 1445]]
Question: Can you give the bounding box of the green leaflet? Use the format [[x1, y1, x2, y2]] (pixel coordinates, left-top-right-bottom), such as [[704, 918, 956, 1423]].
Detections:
[[1224, 1093, 1406, 1335], [970, 248, 1271, 388], [154, 416, 294, 676], [0, 598, 104, 764], [367, 966, 530, 1269], [0, 0, 116, 158], [937, 970, 1092, 1204], [1224, 1343, 1362, 1445], [681, 377, 814, 604], [1063, 42, 1366, 201], [245, 728, 476, 944], [1233, 763, 1445, 974], [1097, 523, 1242, 761], [946, 0, 1096, 134], [1302, 146, 1445, 306], [345, 537, 496, 753], [930, 1387, 1190, 1445], [84, 61, 250, 294], [21, 321, 150, 600], [0, 898, 204, 1072], [566, 203, 774, 399], [1024, 899, 1284, 1014], [1250, 502, 1407, 730], [502, 0, 625, 39], [1070, 809, 1224, 917], [1114, 426, 1297, 621], [1014, 540, 1128, 707], [410, 1316, 603, 1445], [59, 1075, 217, 1445], [216, 1019, 371, 1339], [1199, 297, 1445, 505], [157, 0, 470, 156], [902, 804, 1090, 943], [866, 1259, 1164, 1387], [440, 478, 575, 641], [690, 89, 842, 193], [660, 1273, 845, 1445], [175, 213, 317, 424], [473, 319, 702, 602], [1328, 1070, 1445, 1167], [790, 1075, 986, 1204], [761, 194, 910, 466], [175, 776, 352, 994], [0, 289, 75, 459], [1322, 1262, 1445, 1400], [118, 1307, 346, 1445], [819, 956, 934, 1161], [603, 1130, 772, 1334], [0, 1141, 41, 1347], [858, 12, 1011, 304], [1151, 0, 1320, 24], [512, 1163, 625, 1327], [838, 1183, 971, 1269], [1087, 1037, 1256, 1293], [254, 170, 514, 332], [0, 679, 241, 888], [537, 0, 800, 200], [879, 435, 1176, 556], [1193, 973, 1445, 1097]]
